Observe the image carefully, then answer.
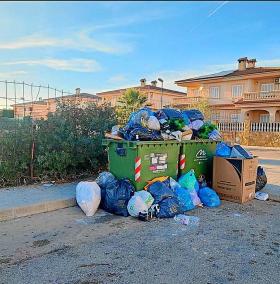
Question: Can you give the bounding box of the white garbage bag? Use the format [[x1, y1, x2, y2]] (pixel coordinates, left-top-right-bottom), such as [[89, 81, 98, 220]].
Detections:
[[76, 181, 101, 216], [135, 190, 154, 208], [127, 191, 154, 217], [147, 116, 161, 130]]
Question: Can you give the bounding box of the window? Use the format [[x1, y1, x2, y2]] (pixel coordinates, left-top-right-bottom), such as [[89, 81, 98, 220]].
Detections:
[[211, 113, 220, 121], [260, 114, 270, 123], [210, 87, 220, 99], [231, 114, 241, 122], [232, 85, 243, 98], [261, 83, 274, 93], [192, 89, 199, 96]]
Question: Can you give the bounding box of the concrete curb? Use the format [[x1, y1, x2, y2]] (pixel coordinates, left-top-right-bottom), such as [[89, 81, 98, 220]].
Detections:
[[0, 197, 77, 222]]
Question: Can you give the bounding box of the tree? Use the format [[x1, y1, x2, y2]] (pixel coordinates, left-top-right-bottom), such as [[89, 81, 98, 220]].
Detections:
[[116, 88, 148, 125]]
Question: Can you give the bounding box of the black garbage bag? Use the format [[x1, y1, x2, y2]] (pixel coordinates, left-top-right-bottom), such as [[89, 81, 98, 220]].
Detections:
[[256, 166, 267, 192], [97, 174, 134, 217], [157, 197, 181, 218], [96, 172, 118, 205], [155, 110, 170, 130], [182, 109, 204, 122], [121, 124, 163, 141], [148, 181, 175, 204], [155, 110, 169, 121]]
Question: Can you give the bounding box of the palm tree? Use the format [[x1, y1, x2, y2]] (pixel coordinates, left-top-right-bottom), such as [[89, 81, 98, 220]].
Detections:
[[116, 88, 148, 125]]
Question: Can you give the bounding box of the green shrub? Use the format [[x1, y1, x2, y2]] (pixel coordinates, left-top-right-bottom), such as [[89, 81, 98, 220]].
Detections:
[[0, 102, 116, 187]]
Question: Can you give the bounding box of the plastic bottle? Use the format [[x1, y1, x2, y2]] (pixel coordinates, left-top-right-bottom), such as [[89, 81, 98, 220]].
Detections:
[[174, 214, 200, 226]]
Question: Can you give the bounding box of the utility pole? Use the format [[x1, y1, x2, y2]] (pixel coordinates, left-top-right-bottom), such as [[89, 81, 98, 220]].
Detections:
[[158, 78, 163, 108]]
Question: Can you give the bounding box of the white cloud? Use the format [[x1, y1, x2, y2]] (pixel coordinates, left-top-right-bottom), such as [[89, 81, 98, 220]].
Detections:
[[3, 58, 101, 72], [0, 10, 166, 54], [0, 33, 132, 54], [0, 70, 27, 80], [258, 59, 280, 66]]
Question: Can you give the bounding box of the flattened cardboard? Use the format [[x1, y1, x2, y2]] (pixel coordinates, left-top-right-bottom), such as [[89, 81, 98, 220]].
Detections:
[[213, 156, 258, 204]]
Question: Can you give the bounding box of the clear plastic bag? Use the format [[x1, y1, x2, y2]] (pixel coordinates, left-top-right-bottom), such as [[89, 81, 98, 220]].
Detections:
[[127, 190, 154, 217], [174, 214, 199, 226]]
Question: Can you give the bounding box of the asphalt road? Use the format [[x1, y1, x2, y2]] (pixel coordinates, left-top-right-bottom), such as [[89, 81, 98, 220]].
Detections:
[[1, 200, 280, 284]]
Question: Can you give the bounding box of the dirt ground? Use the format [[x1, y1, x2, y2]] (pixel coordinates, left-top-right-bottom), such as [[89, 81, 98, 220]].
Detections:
[[0, 200, 280, 284]]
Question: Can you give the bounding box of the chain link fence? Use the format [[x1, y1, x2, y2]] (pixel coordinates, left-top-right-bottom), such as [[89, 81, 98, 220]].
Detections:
[[0, 80, 116, 188]]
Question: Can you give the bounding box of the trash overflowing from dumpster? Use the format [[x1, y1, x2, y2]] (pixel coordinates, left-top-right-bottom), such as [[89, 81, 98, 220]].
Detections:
[[75, 106, 266, 223], [106, 107, 222, 142], [76, 168, 222, 220]]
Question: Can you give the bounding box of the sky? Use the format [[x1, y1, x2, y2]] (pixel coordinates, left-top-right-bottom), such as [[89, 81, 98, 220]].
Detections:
[[0, 0, 280, 103]]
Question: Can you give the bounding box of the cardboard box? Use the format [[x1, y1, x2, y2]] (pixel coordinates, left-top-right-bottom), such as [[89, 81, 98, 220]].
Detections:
[[213, 156, 258, 204]]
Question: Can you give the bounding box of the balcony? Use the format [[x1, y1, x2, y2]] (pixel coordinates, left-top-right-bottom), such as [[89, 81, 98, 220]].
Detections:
[[243, 91, 280, 101]]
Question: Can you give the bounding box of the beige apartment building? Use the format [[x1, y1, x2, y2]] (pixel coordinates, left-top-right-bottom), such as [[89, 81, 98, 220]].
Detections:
[[13, 88, 100, 120], [96, 79, 186, 110], [175, 57, 280, 123]]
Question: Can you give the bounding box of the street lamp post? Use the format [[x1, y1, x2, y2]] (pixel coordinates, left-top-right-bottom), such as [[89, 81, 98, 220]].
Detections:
[[158, 78, 163, 108]]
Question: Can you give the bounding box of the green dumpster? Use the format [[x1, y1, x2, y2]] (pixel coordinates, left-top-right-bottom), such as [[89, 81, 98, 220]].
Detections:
[[179, 140, 219, 184], [102, 139, 181, 191]]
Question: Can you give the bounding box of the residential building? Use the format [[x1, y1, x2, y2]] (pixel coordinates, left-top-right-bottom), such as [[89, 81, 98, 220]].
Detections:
[[13, 88, 100, 120], [96, 79, 186, 109], [174, 57, 280, 123]]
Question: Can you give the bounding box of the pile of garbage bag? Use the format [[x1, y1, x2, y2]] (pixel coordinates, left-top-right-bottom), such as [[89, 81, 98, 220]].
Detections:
[[76, 169, 221, 219], [216, 142, 254, 159], [108, 107, 221, 142], [127, 169, 220, 220]]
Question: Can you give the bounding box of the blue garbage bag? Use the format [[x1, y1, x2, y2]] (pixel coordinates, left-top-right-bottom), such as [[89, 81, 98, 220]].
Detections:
[[168, 177, 195, 212], [127, 107, 154, 128], [157, 197, 180, 218], [148, 181, 175, 204], [216, 142, 232, 157], [174, 187, 195, 212], [182, 109, 204, 122], [102, 178, 134, 216], [161, 108, 183, 120], [198, 187, 221, 207], [182, 112, 191, 126]]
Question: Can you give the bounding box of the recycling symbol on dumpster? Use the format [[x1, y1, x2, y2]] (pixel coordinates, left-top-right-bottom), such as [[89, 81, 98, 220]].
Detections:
[[195, 149, 207, 164]]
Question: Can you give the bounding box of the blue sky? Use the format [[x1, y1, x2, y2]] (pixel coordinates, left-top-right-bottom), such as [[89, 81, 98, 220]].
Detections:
[[0, 1, 280, 97]]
